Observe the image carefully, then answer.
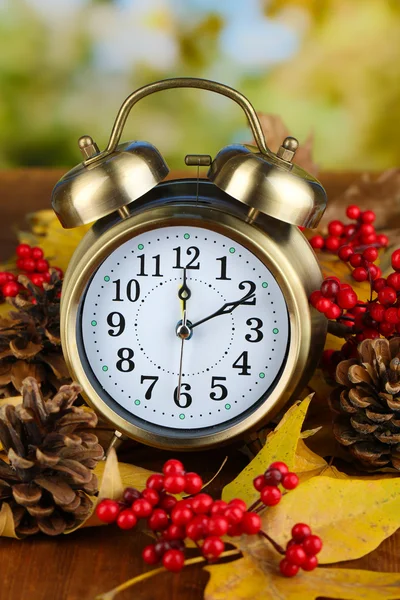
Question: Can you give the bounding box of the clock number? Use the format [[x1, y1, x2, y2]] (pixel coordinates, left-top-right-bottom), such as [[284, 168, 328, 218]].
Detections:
[[173, 383, 192, 408], [239, 280, 256, 305], [112, 279, 140, 302], [107, 312, 126, 337], [232, 351, 251, 375], [137, 254, 163, 277], [116, 348, 135, 372], [210, 377, 228, 401], [216, 256, 231, 281], [140, 375, 159, 400], [245, 318, 264, 343], [173, 246, 200, 270]]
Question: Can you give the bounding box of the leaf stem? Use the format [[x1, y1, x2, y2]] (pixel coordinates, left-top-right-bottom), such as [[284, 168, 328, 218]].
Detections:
[[258, 530, 285, 555], [95, 549, 241, 600], [248, 498, 263, 512]]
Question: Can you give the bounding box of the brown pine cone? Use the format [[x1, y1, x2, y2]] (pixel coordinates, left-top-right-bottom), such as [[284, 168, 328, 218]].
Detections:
[[0, 377, 104, 536], [331, 337, 400, 470], [0, 270, 70, 398]]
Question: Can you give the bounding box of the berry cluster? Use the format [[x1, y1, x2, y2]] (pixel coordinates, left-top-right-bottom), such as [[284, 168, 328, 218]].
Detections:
[[0, 243, 62, 301], [280, 523, 323, 577], [96, 459, 317, 578]]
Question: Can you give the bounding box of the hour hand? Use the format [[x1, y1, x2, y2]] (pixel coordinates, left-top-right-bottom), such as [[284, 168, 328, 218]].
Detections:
[[178, 268, 191, 311], [190, 289, 255, 329]]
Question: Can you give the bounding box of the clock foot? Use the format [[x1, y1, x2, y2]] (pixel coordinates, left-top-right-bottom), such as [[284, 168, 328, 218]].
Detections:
[[105, 430, 127, 458]]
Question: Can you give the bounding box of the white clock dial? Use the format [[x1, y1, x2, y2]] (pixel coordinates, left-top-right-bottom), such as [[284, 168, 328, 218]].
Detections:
[[81, 225, 289, 430]]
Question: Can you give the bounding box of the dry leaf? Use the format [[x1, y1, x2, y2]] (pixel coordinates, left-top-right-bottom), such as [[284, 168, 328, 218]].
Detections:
[[263, 474, 400, 564], [0, 501, 17, 538], [205, 542, 400, 600], [222, 395, 313, 504]]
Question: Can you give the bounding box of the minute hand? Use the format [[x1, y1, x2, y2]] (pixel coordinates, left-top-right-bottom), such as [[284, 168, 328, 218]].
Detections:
[[190, 291, 255, 329]]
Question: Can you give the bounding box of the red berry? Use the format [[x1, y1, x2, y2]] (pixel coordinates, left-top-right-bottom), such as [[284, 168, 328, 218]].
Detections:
[[392, 249, 400, 272], [380, 322, 395, 336], [260, 486, 282, 506], [346, 205, 361, 220], [16, 243, 31, 259], [148, 508, 169, 531], [286, 544, 307, 566], [35, 258, 49, 273], [186, 515, 209, 540], [132, 498, 153, 519], [344, 224, 357, 236], [154, 539, 171, 557], [362, 247, 378, 262], [228, 498, 247, 513], [373, 277, 387, 292], [377, 234, 389, 247], [171, 505, 193, 526], [361, 210, 376, 224], [162, 549, 185, 572], [337, 289, 358, 310], [96, 499, 120, 523], [210, 500, 228, 516], [184, 472, 203, 495], [349, 253, 363, 267], [227, 522, 243, 537], [384, 308, 399, 324], [164, 524, 186, 540], [0, 272, 9, 285], [328, 220, 344, 237], [282, 473, 299, 490], [253, 475, 266, 491], [362, 233, 377, 245], [368, 264, 379, 280], [141, 488, 159, 506], [191, 493, 213, 514], [21, 258, 36, 272], [241, 512, 261, 535], [302, 555, 318, 571], [387, 273, 400, 291], [42, 271, 51, 283], [378, 286, 397, 306], [116, 509, 137, 530], [146, 473, 164, 491], [163, 459, 185, 476], [325, 303, 342, 319], [207, 515, 229, 536], [31, 247, 44, 260], [360, 223, 374, 236], [361, 327, 380, 340], [164, 474, 186, 494], [352, 267, 368, 282], [325, 236, 340, 252], [321, 279, 340, 299], [303, 534, 323, 555], [142, 544, 159, 565], [269, 461, 289, 475], [315, 298, 332, 313], [160, 494, 178, 513], [30, 273, 45, 287], [2, 281, 19, 297], [202, 536, 225, 559], [168, 539, 185, 552], [122, 486, 141, 504], [309, 290, 322, 307], [224, 505, 244, 524], [280, 559, 299, 577], [291, 523, 311, 542], [264, 468, 282, 486], [370, 303, 386, 322], [310, 235, 324, 249], [338, 245, 354, 262]]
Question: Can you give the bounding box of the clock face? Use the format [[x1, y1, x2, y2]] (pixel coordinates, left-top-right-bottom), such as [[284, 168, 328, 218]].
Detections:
[[80, 225, 289, 432]]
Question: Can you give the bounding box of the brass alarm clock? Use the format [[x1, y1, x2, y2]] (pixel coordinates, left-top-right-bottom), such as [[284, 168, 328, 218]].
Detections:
[[52, 78, 327, 451]]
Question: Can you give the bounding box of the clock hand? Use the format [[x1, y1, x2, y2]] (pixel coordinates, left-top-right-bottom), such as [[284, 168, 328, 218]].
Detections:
[[176, 309, 190, 404], [178, 268, 191, 312], [190, 289, 255, 329]]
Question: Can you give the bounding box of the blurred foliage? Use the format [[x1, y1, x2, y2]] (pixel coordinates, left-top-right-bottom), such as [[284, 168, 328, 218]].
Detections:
[[0, 0, 399, 170]]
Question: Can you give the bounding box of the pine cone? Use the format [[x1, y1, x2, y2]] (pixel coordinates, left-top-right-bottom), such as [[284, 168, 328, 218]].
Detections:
[[331, 337, 400, 470], [0, 270, 70, 398], [0, 377, 104, 536]]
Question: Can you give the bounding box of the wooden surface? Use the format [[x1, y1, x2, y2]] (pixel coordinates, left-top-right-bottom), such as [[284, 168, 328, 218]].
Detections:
[[0, 169, 399, 600]]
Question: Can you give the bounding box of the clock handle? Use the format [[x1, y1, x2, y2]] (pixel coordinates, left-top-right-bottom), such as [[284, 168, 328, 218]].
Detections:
[[84, 77, 273, 166]]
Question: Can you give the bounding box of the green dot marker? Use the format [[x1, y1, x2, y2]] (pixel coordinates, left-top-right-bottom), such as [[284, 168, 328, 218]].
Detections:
[[273, 328, 279, 334], [179, 413, 185, 420], [104, 276, 110, 282], [229, 247, 235, 254], [262, 282, 268, 288], [184, 233, 190, 240], [225, 403, 231, 410], [102, 366, 108, 372], [134, 399, 140, 406], [259, 372, 265, 379], [138, 243, 144, 250], [91, 320, 97, 326]]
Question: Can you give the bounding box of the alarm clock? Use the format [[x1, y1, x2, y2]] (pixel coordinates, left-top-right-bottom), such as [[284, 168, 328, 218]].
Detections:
[[51, 77, 327, 451]]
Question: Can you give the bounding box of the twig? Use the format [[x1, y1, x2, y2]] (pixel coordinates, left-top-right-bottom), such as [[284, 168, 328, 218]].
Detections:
[[258, 530, 285, 555], [199, 456, 229, 492]]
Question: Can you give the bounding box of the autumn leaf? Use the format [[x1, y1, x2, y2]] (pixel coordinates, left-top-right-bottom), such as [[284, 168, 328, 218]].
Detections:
[[205, 540, 400, 600], [222, 395, 315, 504]]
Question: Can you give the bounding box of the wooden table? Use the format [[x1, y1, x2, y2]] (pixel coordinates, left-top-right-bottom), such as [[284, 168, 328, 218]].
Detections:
[[0, 170, 399, 600]]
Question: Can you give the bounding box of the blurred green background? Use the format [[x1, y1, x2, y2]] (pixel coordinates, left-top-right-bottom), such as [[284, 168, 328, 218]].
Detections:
[[1, 0, 399, 170]]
